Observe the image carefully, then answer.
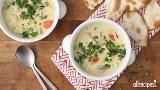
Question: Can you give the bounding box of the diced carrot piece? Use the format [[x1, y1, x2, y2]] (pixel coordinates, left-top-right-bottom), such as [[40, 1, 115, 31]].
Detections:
[[43, 20, 53, 29], [108, 33, 115, 41], [90, 54, 99, 64]]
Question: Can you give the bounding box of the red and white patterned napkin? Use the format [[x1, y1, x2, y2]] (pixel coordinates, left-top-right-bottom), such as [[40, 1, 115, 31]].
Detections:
[[51, 1, 160, 90]]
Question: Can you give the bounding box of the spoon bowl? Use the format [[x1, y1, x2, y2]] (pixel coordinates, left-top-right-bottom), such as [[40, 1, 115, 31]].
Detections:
[[16, 46, 35, 68]]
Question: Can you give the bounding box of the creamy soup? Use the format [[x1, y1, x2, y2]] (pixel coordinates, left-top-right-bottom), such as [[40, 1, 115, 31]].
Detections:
[[73, 23, 126, 76], [2, 0, 55, 38]]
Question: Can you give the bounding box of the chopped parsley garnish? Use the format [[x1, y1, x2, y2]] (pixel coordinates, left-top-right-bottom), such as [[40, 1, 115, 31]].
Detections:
[[15, 0, 46, 20], [20, 11, 31, 19], [75, 35, 126, 64], [20, 4, 37, 19], [105, 40, 126, 58], [22, 27, 38, 38], [16, 0, 28, 8], [76, 41, 102, 64]]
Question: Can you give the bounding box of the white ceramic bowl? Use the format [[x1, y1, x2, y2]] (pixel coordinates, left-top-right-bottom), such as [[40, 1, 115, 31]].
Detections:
[[62, 18, 134, 80], [0, 0, 66, 42]]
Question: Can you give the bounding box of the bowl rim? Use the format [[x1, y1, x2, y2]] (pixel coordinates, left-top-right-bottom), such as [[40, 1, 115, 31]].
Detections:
[[0, 0, 59, 42], [68, 18, 131, 80]]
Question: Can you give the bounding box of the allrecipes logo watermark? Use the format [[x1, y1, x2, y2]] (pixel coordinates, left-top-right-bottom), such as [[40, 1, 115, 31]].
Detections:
[[133, 80, 158, 88]]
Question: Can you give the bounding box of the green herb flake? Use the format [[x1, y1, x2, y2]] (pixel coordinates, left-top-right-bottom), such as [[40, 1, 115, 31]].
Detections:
[[93, 36, 98, 39], [129, 70, 138, 78], [27, 5, 36, 17], [34, 21, 37, 24], [16, 0, 28, 8], [28, 27, 33, 32], [104, 64, 111, 69], [105, 56, 112, 62], [20, 11, 28, 19], [118, 49, 126, 58], [30, 32, 38, 37], [79, 42, 83, 49], [22, 31, 29, 38], [44, 1, 49, 6], [12, 1, 16, 5], [40, 15, 48, 19], [36, 13, 40, 16], [88, 42, 93, 48], [103, 36, 106, 39], [98, 48, 105, 54], [31, 0, 42, 5]]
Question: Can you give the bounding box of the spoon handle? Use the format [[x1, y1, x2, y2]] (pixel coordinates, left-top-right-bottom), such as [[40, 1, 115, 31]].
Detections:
[[34, 64, 57, 90], [32, 67, 48, 90]]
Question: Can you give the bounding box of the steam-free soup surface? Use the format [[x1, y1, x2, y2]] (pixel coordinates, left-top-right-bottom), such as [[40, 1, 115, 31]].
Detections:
[[3, 0, 55, 38], [73, 23, 126, 76]]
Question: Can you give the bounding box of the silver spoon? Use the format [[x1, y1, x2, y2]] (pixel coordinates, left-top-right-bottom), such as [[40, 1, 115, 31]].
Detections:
[[15, 45, 57, 90]]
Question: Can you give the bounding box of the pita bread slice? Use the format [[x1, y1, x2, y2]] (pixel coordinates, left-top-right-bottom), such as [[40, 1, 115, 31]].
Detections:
[[106, 0, 125, 21], [121, 12, 148, 46], [144, 0, 160, 30], [83, 0, 103, 10], [123, 0, 151, 11], [105, 0, 150, 21]]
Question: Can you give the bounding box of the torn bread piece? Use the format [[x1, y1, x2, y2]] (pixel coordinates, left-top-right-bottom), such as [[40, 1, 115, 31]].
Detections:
[[106, 0, 125, 21], [83, 0, 103, 10], [105, 0, 150, 21], [144, 0, 160, 30], [121, 12, 148, 46], [123, 0, 151, 11]]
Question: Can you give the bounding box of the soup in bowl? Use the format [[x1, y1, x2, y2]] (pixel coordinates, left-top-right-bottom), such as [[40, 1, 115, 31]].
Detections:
[[62, 18, 132, 80], [0, 0, 59, 42]]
